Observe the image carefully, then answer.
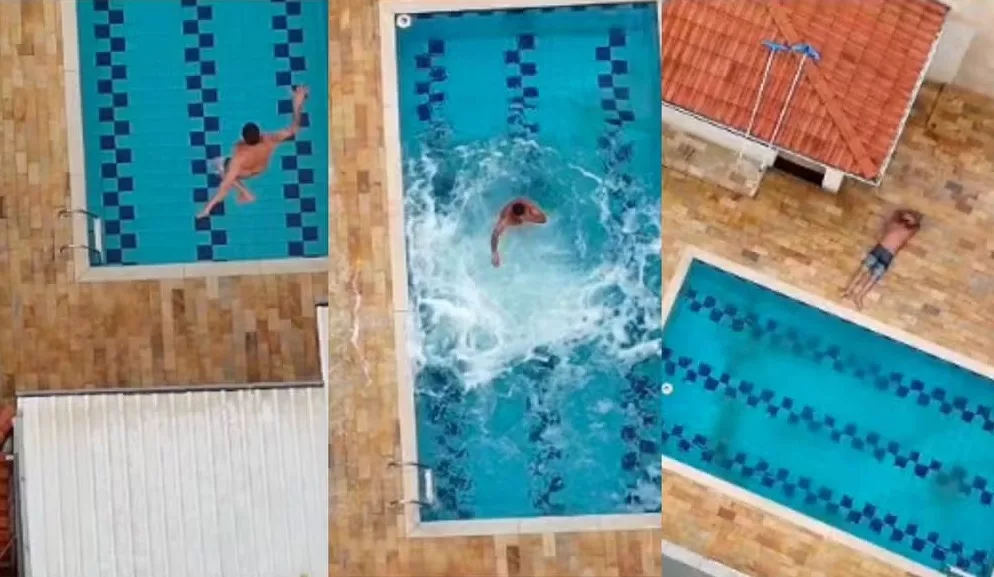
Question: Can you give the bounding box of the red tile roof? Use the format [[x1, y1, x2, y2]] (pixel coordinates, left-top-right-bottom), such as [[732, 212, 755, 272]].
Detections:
[[661, 0, 948, 181]]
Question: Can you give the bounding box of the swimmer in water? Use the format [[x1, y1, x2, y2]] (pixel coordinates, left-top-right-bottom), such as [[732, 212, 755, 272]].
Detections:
[[197, 85, 309, 219], [490, 198, 548, 267]]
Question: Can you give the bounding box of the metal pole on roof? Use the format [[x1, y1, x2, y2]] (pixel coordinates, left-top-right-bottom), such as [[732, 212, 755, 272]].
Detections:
[[744, 41, 789, 144], [769, 42, 821, 147]]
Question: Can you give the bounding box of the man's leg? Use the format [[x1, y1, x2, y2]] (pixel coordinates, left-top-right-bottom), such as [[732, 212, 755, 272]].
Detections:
[[211, 157, 256, 203], [852, 268, 883, 310], [842, 255, 872, 297], [197, 188, 229, 219]]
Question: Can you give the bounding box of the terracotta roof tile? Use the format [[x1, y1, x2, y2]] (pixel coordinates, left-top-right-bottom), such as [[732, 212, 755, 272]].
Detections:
[[661, 0, 948, 180]]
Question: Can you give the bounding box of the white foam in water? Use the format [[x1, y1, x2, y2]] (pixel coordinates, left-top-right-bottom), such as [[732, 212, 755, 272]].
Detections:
[[403, 139, 660, 392]]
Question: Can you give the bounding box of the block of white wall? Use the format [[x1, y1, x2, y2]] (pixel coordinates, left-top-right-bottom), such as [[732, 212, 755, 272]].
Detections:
[[822, 168, 845, 194], [662, 104, 777, 166], [926, 20, 975, 84]]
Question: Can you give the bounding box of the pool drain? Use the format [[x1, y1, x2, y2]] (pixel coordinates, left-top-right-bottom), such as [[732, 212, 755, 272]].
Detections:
[[396, 14, 412, 28], [662, 383, 674, 396]]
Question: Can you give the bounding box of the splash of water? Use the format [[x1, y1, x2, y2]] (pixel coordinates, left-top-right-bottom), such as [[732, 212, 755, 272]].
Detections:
[[403, 139, 660, 392]]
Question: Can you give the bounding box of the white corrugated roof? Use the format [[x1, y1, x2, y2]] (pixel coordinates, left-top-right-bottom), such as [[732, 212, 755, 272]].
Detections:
[[16, 386, 327, 577]]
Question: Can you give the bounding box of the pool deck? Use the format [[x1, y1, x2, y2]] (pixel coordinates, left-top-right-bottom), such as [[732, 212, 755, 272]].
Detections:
[[661, 82, 994, 577]]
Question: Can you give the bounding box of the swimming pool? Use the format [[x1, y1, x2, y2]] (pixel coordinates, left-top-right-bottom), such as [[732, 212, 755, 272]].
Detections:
[[381, 0, 661, 534], [660, 248, 994, 577], [62, 0, 329, 281]]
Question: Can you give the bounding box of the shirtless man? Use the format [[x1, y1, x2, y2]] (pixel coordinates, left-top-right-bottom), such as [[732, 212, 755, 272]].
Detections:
[[490, 198, 548, 267], [842, 208, 923, 310], [196, 85, 309, 219]]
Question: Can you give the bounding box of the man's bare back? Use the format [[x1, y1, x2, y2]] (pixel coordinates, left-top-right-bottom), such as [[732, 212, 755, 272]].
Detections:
[[879, 211, 920, 254], [197, 85, 309, 219], [490, 198, 548, 267]]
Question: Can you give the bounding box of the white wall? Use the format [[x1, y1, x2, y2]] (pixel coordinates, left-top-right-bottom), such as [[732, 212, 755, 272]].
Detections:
[[662, 104, 777, 167], [939, 0, 994, 97], [926, 19, 975, 84], [16, 387, 328, 577]]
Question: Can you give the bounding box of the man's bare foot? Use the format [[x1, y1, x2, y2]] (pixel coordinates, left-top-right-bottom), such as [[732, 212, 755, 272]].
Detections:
[[236, 191, 256, 204], [853, 297, 864, 310], [197, 208, 211, 219]]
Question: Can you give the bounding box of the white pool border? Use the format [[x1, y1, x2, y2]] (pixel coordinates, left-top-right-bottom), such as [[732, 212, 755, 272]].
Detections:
[[380, 0, 661, 537], [661, 246, 994, 577], [58, 0, 328, 282]]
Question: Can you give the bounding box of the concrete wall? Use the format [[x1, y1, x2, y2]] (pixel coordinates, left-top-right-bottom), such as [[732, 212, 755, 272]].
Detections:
[[935, 0, 994, 97], [0, 2, 326, 400], [662, 104, 777, 167]]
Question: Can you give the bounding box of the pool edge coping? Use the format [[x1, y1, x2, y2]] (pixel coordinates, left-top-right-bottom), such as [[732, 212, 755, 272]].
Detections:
[[379, 0, 662, 536], [57, 0, 330, 283], [660, 245, 992, 577]]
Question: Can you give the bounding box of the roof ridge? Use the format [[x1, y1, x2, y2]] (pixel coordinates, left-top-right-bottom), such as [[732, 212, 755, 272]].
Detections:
[[764, 0, 879, 177]]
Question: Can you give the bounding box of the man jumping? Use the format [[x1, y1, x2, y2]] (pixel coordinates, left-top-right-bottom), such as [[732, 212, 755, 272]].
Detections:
[[490, 198, 548, 267], [842, 208, 923, 309], [197, 85, 309, 219]]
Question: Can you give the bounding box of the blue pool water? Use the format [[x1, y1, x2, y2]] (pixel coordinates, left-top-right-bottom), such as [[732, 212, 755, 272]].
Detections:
[[395, 3, 661, 521], [76, 0, 328, 266], [662, 260, 994, 575]]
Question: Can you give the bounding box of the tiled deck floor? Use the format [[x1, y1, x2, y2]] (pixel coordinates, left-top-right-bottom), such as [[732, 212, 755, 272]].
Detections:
[[662, 83, 994, 576]]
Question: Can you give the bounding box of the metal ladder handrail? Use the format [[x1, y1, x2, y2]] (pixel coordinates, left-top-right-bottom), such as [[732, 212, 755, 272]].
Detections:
[[56, 208, 105, 264], [387, 461, 437, 506]]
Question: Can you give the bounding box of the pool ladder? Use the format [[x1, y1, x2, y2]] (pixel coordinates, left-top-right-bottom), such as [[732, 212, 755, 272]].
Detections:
[[57, 208, 104, 264], [387, 461, 436, 508]]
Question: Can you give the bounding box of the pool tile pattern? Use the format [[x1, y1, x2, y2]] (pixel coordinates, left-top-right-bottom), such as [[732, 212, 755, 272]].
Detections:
[[662, 82, 994, 577], [272, 0, 320, 258], [417, 367, 475, 520], [182, 0, 226, 262], [662, 344, 994, 511], [90, 0, 135, 265], [502, 33, 566, 516], [593, 26, 661, 509], [505, 34, 539, 139], [407, 37, 478, 522], [677, 285, 994, 436], [661, 417, 991, 575]]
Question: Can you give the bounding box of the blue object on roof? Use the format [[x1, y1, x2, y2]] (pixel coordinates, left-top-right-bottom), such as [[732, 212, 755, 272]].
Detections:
[[791, 42, 821, 61]]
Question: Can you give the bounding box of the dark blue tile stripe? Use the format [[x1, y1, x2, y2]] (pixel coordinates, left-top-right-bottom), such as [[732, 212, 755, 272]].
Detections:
[[593, 27, 657, 509], [677, 284, 994, 435], [661, 420, 991, 574], [91, 0, 136, 265], [182, 0, 226, 262], [271, 0, 318, 258], [505, 34, 539, 140], [662, 349, 994, 509], [410, 41, 475, 521], [502, 33, 564, 515], [418, 368, 476, 521]]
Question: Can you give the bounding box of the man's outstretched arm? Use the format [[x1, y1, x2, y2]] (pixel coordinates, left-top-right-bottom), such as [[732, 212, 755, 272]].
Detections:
[[273, 85, 309, 142]]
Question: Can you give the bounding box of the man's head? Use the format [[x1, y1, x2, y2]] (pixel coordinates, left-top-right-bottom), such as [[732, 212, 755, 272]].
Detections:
[[511, 202, 526, 217], [242, 122, 262, 146], [900, 210, 923, 230]]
